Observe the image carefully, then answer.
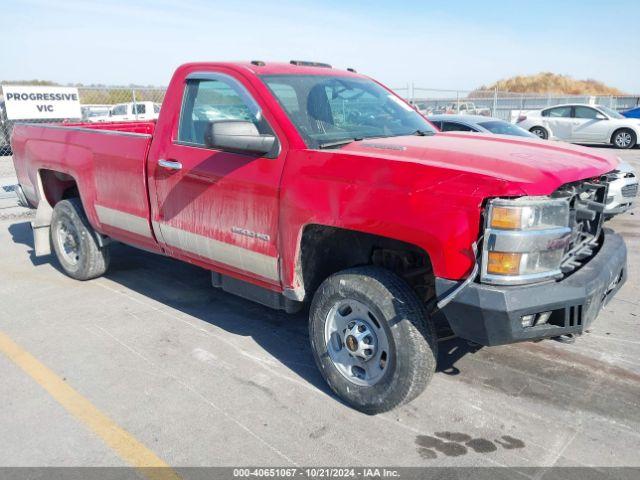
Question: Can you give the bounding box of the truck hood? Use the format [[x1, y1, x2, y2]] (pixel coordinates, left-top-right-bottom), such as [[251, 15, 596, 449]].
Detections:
[[339, 132, 619, 195]]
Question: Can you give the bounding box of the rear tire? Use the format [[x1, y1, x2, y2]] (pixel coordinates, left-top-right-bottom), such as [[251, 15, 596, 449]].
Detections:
[[530, 126, 548, 139], [50, 199, 110, 280], [309, 266, 437, 414], [612, 129, 636, 149]]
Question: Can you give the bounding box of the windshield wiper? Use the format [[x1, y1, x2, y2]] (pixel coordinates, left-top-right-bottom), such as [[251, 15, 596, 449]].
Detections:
[[317, 137, 363, 149], [410, 129, 436, 136]]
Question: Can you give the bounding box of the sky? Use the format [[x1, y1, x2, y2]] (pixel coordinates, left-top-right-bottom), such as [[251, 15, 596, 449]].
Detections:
[[1, 0, 639, 93]]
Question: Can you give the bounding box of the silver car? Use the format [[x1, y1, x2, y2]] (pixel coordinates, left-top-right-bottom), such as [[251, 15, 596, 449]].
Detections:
[[428, 114, 537, 137], [516, 104, 640, 149], [605, 161, 638, 218]]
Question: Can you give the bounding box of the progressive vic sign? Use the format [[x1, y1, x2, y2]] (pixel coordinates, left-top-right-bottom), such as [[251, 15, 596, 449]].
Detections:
[[2, 85, 82, 120]]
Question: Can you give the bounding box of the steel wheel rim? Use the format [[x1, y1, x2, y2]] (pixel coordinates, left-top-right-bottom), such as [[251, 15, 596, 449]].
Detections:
[[324, 299, 390, 387], [616, 132, 631, 147], [56, 218, 81, 266]]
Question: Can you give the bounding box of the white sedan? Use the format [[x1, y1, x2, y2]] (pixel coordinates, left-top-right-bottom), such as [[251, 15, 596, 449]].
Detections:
[[516, 104, 640, 149]]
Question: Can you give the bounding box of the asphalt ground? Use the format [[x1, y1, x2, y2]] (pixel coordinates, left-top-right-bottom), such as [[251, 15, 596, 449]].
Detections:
[[0, 148, 638, 477]]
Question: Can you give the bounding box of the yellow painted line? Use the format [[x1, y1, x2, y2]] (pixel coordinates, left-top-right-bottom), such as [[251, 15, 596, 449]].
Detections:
[[0, 330, 181, 480]]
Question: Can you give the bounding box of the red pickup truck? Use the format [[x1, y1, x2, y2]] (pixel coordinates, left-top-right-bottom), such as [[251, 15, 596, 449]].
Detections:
[[11, 61, 627, 414]]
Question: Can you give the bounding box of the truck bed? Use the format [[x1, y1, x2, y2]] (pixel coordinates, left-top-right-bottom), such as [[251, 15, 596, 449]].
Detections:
[[11, 120, 157, 248], [58, 121, 156, 136]]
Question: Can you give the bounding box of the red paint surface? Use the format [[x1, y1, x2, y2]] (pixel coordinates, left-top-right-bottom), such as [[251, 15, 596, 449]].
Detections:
[[11, 62, 619, 291]]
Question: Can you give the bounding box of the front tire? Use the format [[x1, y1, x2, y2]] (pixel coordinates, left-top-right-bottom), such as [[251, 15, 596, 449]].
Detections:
[[530, 126, 548, 139], [50, 199, 110, 280], [612, 129, 637, 149], [309, 266, 437, 414]]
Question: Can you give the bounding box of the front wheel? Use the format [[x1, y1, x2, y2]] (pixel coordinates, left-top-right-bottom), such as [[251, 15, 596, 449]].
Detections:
[[612, 129, 637, 149], [50, 199, 110, 280], [309, 266, 437, 414]]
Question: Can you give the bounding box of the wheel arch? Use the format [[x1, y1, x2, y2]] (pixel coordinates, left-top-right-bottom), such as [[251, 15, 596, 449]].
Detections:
[[529, 125, 549, 137], [610, 126, 637, 146], [292, 224, 436, 305], [31, 169, 90, 256]]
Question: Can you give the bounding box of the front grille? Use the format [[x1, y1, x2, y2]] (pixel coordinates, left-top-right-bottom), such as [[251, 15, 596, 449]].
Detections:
[[552, 180, 607, 274], [621, 183, 638, 198]]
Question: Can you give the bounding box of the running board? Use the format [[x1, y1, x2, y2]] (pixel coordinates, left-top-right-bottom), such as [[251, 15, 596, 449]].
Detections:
[[211, 272, 303, 313]]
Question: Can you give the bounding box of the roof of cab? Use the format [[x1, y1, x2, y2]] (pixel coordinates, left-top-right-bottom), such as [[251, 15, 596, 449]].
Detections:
[[177, 61, 363, 78]]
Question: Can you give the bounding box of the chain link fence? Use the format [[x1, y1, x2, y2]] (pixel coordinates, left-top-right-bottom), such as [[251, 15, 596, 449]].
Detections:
[[392, 85, 640, 121], [0, 86, 165, 155], [2, 83, 640, 156]]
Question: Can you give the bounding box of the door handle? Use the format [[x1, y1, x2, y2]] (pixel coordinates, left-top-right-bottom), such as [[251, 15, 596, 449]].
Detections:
[[158, 159, 182, 171]]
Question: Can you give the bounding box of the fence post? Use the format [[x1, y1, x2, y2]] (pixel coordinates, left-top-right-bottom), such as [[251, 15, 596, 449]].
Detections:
[[132, 89, 138, 121], [493, 88, 498, 117], [456, 91, 460, 113]]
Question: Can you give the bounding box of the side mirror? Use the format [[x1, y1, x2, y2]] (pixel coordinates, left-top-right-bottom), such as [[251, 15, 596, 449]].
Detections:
[[596, 113, 607, 120], [205, 120, 277, 157]]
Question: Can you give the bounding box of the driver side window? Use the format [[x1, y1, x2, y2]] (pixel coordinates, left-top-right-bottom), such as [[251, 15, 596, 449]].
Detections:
[[178, 76, 269, 146]]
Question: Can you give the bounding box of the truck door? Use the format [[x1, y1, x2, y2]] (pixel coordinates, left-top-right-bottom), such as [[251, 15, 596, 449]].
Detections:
[[149, 72, 286, 286]]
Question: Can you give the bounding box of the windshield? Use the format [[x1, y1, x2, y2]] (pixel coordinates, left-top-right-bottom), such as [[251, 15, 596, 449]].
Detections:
[[478, 120, 536, 137], [261, 74, 436, 148], [597, 105, 625, 119]]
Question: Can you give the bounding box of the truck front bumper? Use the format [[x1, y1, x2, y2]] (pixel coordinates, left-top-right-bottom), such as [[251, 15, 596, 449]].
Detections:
[[435, 229, 627, 346]]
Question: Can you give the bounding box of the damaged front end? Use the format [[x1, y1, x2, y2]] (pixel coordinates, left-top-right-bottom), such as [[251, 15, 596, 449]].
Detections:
[[434, 176, 627, 346]]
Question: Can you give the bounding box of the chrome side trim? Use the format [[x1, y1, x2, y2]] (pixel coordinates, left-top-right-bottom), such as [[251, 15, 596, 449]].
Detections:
[[158, 223, 279, 281], [283, 286, 306, 302], [151, 219, 165, 244], [17, 123, 152, 138], [95, 205, 153, 238]]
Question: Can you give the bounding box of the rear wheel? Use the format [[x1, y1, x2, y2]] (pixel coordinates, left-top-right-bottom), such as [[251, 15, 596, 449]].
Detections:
[[50, 199, 110, 280], [309, 266, 437, 414], [530, 126, 548, 139], [612, 129, 636, 149]]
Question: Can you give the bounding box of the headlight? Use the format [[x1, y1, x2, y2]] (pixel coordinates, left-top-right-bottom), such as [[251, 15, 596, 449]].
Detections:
[[482, 197, 571, 285]]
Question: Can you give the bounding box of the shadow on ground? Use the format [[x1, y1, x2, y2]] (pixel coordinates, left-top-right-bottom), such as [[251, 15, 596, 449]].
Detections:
[[7, 221, 481, 399], [9, 221, 58, 267], [8, 220, 640, 424]]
